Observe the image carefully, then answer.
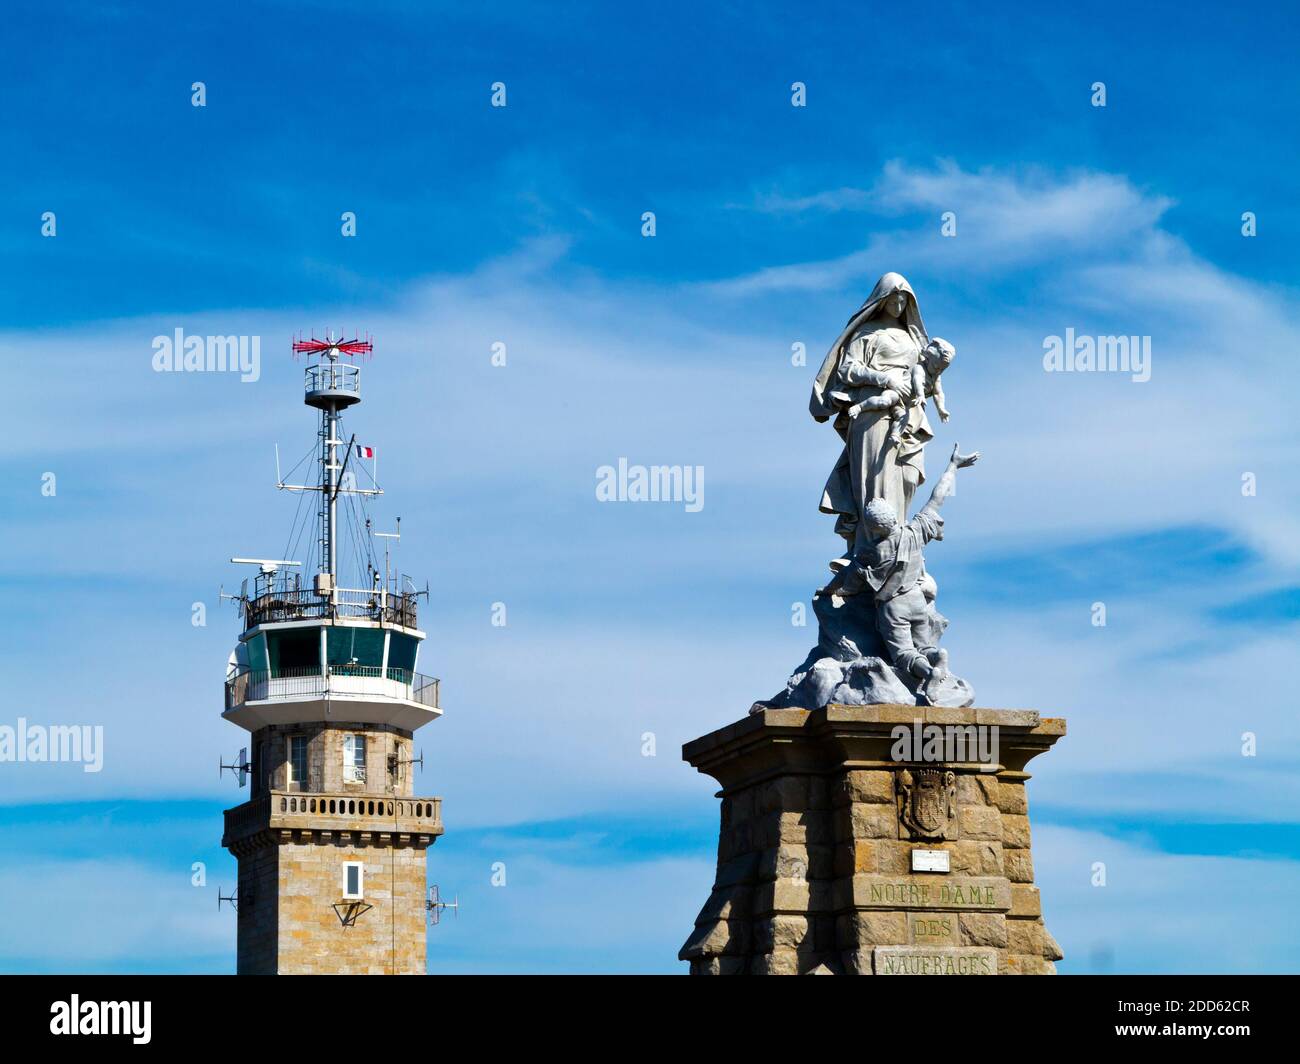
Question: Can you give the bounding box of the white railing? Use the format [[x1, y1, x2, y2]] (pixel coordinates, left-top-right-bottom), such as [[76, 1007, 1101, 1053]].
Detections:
[[226, 667, 440, 711]]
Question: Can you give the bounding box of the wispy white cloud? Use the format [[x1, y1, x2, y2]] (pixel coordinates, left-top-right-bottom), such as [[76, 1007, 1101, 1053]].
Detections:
[[709, 160, 1175, 296]]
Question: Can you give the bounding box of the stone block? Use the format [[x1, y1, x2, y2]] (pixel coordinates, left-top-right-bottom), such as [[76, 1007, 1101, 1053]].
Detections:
[[1007, 917, 1044, 957], [959, 804, 1002, 840], [851, 839, 878, 874], [844, 770, 895, 805], [759, 776, 813, 813], [874, 945, 997, 975], [876, 841, 912, 875], [1002, 814, 1032, 849], [772, 914, 812, 951], [1004, 849, 1034, 883], [728, 786, 757, 823], [958, 912, 1008, 948], [680, 917, 745, 959], [1010, 884, 1042, 918], [956, 772, 1000, 806], [751, 877, 828, 914], [714, 851, 760, 889], [908, 912, 959, 945], [850, 803, 896, 840], [1003, 953, 1047, 976], [975, 708, 1040, 729], [996, 781, 1028, 815], [758, 843, 810, 883], [852, 910, 908, 947], [924, 706, 974, 725], [1044, 930, 1064, 961], [751, 950, 800, 976], [854, 874, 1011, 912], [842, 949, 874, 975], [695, 884, 750, 924]]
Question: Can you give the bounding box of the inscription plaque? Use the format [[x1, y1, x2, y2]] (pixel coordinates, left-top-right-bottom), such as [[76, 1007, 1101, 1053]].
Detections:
[[907, 912, 958, 945], [875, 946, 998, 976], [854, 874, 1011, 912]]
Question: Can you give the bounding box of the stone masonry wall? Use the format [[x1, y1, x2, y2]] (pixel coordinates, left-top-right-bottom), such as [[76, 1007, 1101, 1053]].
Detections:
[[235, 843, 278, 975], [680, 706, 1065, 975], [227, 720, 435, 974], [251, 722, 416, 796], [276, 835, 428, 975]]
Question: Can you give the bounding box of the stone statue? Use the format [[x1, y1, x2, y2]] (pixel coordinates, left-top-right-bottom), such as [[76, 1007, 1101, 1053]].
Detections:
[[810, 272, 954, 560], [830, 444, 979, 704], [758, 274, 979, 711]]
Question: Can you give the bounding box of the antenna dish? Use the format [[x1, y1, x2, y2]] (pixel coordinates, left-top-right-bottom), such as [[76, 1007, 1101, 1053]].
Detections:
[[220, 747, 250, 787], [426, 884, 459, 925]]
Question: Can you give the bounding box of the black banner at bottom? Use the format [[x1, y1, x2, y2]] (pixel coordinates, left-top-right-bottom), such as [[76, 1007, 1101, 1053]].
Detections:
[[0, 973, 1286, 1050]]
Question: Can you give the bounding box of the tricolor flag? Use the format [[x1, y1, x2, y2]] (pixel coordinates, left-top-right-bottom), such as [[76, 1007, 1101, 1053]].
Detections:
[[356, 445, 375, 459]]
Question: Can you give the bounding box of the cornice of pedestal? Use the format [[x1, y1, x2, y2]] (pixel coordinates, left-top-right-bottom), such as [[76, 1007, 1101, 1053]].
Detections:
[[683, 704, 1067, 793]]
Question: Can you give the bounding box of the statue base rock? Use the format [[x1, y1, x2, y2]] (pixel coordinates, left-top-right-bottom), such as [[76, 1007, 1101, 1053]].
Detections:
[[758, 590, 974, 711]]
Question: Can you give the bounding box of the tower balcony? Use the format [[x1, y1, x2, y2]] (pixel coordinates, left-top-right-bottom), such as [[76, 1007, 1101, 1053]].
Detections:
[[244, 587, 418, 630], [224, 666, 441, 732], [222, 789, 443, 853]]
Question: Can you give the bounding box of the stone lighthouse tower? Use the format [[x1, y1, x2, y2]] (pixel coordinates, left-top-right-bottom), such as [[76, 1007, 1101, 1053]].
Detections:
[[220, 335, 444, 975]]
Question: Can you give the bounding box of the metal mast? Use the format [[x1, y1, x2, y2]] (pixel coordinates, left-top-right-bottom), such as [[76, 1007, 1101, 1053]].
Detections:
[[319, 350, 340, 580], [293, 331, 374, 608]]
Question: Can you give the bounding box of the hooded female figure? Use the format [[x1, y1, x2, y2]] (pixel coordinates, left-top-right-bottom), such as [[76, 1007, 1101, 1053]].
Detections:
[[809, 272, 934, 562]]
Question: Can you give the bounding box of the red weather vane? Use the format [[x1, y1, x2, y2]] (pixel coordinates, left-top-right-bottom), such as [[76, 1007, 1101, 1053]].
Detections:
[[291, 331, 374, 358]]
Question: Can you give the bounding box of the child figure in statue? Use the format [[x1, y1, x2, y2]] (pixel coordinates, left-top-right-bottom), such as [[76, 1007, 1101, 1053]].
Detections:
[[846, 336, 955, 444]]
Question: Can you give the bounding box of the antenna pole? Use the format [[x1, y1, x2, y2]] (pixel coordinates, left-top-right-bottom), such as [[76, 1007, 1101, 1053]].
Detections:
[[294, 330, 371, 609], [321, 341, 341, 592]]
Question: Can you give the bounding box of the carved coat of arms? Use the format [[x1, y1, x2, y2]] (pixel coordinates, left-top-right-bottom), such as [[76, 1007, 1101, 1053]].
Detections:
[[897, 768, 958, 841]]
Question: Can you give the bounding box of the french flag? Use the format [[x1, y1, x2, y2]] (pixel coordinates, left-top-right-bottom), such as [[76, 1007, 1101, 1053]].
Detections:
[[356, 445, 375, 459]]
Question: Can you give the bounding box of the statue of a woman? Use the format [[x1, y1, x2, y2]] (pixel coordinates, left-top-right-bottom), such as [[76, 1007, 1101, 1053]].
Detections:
[[809, 272, 935, 566], [756, 272, 977, 712]]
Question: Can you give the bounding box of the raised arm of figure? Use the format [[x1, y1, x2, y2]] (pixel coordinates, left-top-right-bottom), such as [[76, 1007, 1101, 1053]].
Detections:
[[920, 443, 980, 516]]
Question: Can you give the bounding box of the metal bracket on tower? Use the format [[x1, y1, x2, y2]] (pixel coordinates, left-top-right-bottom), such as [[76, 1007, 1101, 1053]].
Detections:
[[218, 887, 246, 912], [389, 750, 423, 782], [332, 901, 373, 927]]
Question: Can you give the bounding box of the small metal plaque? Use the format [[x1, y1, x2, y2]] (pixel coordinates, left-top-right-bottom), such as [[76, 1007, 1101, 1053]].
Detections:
[[910, 848, 951, 873]]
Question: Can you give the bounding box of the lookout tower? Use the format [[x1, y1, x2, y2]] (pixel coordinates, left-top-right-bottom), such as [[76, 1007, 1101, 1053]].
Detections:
[[220, 334, 444, 975]]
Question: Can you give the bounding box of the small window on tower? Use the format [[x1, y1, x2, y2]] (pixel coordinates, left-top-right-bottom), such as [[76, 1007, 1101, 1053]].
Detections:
[[342, 861, 364, 900], [343, 734, 366, 784], [289, 736, 309, 790]]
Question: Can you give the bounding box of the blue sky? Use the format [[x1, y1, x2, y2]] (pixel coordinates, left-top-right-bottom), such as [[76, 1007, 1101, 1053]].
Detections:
[[2, 0, 1299, 973]]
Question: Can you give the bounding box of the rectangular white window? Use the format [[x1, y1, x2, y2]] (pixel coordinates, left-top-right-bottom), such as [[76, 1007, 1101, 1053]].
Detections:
[[343, 734, 366, 783], [289, 736, 309, 789], [342, 861, 364, 900]]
